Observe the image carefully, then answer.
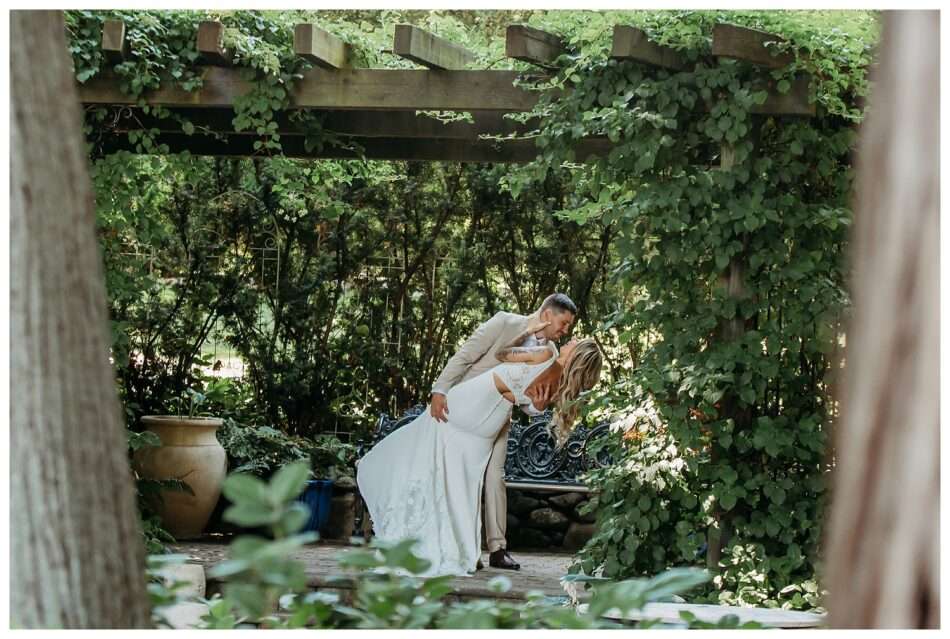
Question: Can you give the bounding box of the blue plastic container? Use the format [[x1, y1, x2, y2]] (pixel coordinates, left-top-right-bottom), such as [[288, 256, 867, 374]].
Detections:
[[297, 479, 334, 533]]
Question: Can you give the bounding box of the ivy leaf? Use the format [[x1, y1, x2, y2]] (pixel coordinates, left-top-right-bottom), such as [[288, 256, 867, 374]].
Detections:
[[270, 461, 311, 504], [739, 387, 756, 405], [222, 473, 269, 508], [720, 491, 737, 511], [76, 67, 97, 83], [715, 252, 730, 271]]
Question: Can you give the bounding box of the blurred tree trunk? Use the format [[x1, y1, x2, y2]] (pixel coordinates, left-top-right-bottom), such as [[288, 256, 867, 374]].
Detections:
[[824, 10, 939, 628], [11, 10, 151, 628]]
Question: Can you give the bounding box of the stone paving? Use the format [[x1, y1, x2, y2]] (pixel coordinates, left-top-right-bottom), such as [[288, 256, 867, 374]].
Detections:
[[169, 537, 826, 628], [172, 537, 576, 601]]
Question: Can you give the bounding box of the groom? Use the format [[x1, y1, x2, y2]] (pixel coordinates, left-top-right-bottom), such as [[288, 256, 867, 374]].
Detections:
[[430, 293, 577, 570]]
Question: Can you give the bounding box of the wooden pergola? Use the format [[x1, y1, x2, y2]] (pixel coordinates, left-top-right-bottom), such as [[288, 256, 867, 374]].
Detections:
[[80, 20, 815, 163]]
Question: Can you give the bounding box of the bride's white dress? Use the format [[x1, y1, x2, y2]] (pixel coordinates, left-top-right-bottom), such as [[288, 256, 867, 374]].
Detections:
[[356, 342, 558, 577]]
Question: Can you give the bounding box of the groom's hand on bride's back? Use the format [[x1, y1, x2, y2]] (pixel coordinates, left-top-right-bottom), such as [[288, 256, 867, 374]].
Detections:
[[430, 393, 450, 422]]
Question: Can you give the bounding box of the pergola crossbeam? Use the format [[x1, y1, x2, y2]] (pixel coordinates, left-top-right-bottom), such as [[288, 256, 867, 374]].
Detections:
[[712, 23, 795, 69], [610, 25, 685, 71], [79, 20, 822, 163], [392, 24, 475, 70], [754, 74, 813, 116], [95, 131, 611, 164], [78, 65, 812, 115], [506, 24, 564, 67], [197, 21, 232, 66], [92, 106, 533, 140], [79, 67, 540, 111], [101, 19, 129, 64], [294, 23, 351, 69]]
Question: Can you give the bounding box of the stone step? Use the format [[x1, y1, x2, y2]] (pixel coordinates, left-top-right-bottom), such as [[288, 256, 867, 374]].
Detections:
[[173, 539, 574, 602], [578, 601, 827, 629]]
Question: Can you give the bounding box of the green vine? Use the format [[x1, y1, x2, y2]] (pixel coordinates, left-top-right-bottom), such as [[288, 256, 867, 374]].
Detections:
[[509, 10, 873, 610]]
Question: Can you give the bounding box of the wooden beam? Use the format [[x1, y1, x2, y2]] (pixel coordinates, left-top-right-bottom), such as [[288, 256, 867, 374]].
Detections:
[[78, 67, 540, 112], [506, 24, 564, 67], [196, 21, 231, 67], [753, 74, 813, 116], [79, 66, 813, 116], [101, 20, 129, 64], [93, 106, 534, 140], [610, 25, 685, 71], [94, 131, 611, 164], [712, 23, 795, 69], [290, 68, 543, 112], [392, 24, 475, 70], [294, 23, 351, 69]]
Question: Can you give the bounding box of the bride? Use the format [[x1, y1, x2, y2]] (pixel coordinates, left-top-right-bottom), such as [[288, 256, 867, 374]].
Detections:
[[356, 325, 603, 577]]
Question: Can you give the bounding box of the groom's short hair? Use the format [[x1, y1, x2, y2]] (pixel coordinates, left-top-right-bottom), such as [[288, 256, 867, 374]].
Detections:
[[540, 293, 578, 316]]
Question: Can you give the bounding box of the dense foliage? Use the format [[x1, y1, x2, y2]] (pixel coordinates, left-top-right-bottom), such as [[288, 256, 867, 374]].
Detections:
[[151, 462, 762, 629], [68, 8, 875, 612], [509, 10, 873, 610]]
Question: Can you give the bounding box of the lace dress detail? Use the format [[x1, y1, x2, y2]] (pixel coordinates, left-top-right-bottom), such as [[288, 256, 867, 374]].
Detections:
[[495, 341, 558, 416]]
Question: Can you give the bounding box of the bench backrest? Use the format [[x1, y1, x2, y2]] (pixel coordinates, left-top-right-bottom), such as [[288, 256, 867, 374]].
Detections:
[[359, 405, 613, 487]]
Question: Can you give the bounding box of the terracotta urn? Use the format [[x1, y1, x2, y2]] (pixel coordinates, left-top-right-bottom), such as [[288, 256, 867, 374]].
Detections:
[[134, 416, 227, 540]]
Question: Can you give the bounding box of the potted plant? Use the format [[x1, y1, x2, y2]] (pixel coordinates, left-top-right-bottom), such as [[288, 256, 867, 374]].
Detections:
[[133, 387, 228, 540], [297, 435, 358, 537], [208, 418, 312, 536]]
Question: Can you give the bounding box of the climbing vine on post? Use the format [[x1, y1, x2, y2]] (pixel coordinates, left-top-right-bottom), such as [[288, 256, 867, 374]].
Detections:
[[510, 10, 875, 609]]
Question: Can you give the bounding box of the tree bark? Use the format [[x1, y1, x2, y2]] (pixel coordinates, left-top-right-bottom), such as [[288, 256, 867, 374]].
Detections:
[[11, 10, 152, 628], [824, 11, 939, 629]]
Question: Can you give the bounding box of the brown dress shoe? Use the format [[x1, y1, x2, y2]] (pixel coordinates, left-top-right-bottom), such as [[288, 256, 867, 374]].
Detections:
[[488, 549, 520, 570], [476, 558, 484, 570]]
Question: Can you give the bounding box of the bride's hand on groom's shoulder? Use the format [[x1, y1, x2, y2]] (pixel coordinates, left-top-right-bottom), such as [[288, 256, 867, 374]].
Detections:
[[528, 320, 550, 334]]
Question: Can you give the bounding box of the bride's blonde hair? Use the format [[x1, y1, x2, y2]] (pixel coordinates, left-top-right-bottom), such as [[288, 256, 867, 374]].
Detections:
[[550, 338, 603, 445]]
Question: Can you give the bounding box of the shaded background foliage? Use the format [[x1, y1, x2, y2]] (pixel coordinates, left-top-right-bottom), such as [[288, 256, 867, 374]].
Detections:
[[94, 151, 618, 437], [72, 8, 875, 612]]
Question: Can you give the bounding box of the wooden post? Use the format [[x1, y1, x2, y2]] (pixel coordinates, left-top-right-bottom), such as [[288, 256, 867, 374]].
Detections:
[[294, 23, 351, 69], [706, 142, 742, 573], [824, 11, 939, 628], [11, 10, 151, 628], [101, 19, 128, 64], [392, 24, 475, 70], [197, 20, 231, 66]]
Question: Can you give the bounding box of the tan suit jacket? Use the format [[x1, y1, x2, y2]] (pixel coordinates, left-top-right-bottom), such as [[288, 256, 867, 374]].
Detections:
[[430, 311, 539, 395]]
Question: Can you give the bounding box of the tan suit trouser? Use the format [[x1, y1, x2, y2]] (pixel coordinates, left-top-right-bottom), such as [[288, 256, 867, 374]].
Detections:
[[484, 416, 511, 552]]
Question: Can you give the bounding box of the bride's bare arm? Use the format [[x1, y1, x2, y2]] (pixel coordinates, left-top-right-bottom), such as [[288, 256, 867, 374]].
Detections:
[[495, 345, 551, 364], [495, 321, 554, 363]]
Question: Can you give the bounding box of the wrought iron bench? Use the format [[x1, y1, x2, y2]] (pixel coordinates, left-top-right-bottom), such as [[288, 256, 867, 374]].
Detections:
[[352, 405, 613, 536]]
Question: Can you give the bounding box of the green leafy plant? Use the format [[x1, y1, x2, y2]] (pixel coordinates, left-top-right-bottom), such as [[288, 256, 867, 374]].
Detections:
[[127, 427, 184, 553], [205, 462, 317, 624], [308, 434, 357, 481], [215, 419, 310, 478], [190, 460, 715, 629]]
